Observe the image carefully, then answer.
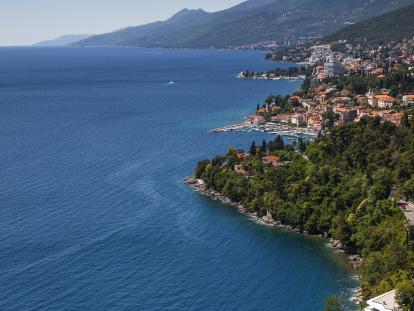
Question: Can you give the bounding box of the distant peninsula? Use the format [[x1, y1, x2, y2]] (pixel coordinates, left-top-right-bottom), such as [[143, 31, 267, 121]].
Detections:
[[34, 35, 94, 47]]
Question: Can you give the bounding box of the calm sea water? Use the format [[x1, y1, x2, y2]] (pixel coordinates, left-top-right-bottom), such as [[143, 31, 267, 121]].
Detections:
[[0, 47, 358, 310]]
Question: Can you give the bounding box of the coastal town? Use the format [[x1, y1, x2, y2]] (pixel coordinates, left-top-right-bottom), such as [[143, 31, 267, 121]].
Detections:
[[220, 36, 414, 142], [7, 1, 414, 311], [197, 34, 414, 311]]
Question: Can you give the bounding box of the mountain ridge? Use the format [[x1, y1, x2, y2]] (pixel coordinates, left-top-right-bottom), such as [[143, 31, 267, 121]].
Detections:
[[74, 0, 414, 49]]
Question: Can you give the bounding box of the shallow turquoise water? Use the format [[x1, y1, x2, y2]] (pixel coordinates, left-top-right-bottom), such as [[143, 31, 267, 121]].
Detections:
[[0, 47, 358, 310]]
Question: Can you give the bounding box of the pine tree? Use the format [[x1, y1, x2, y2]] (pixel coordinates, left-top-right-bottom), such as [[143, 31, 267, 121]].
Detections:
[[250, 141, 257, 156], [278, 135, 284, 150], [261, 139, 267, 154], [402, 112, 410, 128]]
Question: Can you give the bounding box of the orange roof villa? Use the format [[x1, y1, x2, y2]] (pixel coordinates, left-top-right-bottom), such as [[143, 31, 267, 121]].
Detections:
[[263, 155, 281, 167]]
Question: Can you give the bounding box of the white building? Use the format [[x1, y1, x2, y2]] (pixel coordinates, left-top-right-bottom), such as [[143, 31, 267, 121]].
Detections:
[[366, 91, 396, 109], [291, 114, 305, 126], [308, 45, 332, 64], [402, 95, 414, 105], [376, 95, 396, 109], [364, 290, 402, 311]]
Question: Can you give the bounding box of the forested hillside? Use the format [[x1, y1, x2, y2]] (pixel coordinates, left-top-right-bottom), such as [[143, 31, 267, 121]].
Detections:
[[322, 3, 414, 46], [195, 117, 414, 306]]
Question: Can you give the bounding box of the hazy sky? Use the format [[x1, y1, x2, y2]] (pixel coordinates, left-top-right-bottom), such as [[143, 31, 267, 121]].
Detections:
[[0, 0, 244, 46]]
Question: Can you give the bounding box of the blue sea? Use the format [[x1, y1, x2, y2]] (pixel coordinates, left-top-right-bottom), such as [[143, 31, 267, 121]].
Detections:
[[0, 47, 358, 310]]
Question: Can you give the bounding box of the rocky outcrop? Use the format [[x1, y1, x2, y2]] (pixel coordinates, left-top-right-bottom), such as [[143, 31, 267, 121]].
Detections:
[[261, 211, 274, 224], [184, 176, 245, 211], [330, 238, 344, 251], [348, 255, 363, 270]]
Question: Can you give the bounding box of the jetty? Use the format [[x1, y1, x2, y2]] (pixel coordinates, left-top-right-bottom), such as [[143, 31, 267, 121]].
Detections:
[[209, 122, 251, 133]]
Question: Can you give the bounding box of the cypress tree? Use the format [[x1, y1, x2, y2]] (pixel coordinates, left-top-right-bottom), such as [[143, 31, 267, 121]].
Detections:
[[250, 141, 257, 156], [402, 112, 410, 128], [261, 139, 267, 154]]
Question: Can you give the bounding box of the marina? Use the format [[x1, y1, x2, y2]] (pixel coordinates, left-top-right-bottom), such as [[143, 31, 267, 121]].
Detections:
[[210, 121, 319, 139], [236, 72, 306, 81]]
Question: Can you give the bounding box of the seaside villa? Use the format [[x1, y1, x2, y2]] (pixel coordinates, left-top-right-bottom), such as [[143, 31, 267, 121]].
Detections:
[[364, 290, 401, 311], [263, 155, 281, 167]]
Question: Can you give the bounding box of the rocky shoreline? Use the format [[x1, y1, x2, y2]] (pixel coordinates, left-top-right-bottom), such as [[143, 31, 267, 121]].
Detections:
[[184, 176, 363, 303]]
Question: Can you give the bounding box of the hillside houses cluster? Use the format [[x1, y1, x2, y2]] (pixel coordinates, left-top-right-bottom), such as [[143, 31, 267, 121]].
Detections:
[[289, 37, 414, 83], [247, 83, 413, 131], [247, 38, 414, 131]]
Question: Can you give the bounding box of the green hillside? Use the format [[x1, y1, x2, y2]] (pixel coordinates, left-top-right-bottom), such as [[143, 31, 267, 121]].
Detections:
[[322, 3, 414, 45]]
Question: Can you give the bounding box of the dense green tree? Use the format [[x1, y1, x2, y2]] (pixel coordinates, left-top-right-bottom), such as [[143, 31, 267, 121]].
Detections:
[[268, 135, 285, 152], [298, 137, 306, 154], [403, 178, 414, 199], [324, 110, 339, 129], [261, 139, 267, 154], [323, 296, 343, 311], [389, 85, 398, 98], [195, 160, 210, 179], [402, 112, 410, 128], [396, 280, 414, 311], [250, 141, 257, 156]]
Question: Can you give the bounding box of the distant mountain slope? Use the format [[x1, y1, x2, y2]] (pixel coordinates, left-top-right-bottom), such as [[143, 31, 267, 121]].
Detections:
[[75, 0, 414, 49], [321, 3, 414, 45], [34, 35, 93, 46]]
